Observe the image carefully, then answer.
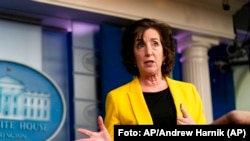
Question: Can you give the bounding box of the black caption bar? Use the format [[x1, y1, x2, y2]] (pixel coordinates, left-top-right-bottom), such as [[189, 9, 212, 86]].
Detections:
[[114, 125, 250, 141]]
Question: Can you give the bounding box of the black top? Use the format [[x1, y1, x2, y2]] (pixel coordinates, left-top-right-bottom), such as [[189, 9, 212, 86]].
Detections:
[[143, 88, 177, 125]]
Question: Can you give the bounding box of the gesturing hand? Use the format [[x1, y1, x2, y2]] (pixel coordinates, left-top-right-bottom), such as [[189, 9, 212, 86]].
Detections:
[[75, 116, 111, 141], [177, 103, 195, 125]]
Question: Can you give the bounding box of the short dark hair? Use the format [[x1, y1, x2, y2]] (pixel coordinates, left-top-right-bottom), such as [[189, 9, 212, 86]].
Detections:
[[121, 18, 176, 76]]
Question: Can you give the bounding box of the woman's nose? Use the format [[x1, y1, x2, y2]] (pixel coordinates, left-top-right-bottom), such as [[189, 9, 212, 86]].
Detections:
[[145, 46, 152, 56]]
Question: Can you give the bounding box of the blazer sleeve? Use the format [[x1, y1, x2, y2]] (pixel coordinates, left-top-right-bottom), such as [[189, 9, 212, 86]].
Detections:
[[190, 84, 207, 124], [104, 91, 120, 141]]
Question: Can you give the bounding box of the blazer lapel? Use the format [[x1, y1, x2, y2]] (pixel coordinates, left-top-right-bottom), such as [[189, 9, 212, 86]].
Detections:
[[166, 77, 182, 118], [127, 77, 153, 124]]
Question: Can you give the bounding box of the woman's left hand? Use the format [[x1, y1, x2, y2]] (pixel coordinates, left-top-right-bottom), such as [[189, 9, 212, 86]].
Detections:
[[177, 103, 195, 125]]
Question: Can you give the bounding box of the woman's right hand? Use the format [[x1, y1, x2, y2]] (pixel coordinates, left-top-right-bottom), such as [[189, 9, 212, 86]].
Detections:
[[75, 116, 111, 141]]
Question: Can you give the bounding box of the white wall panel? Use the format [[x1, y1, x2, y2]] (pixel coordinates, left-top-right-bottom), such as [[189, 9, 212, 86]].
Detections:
[[74, 74, 97, 100], [72, 21, 99, 48], [74, 100, 99, 127], [0, 20, 42, 70], [72, 20, 100, 140], [73, 48, 97, 74]]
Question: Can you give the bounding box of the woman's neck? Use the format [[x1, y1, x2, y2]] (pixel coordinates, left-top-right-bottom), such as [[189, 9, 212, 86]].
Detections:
[[139, 75, 168, 92]]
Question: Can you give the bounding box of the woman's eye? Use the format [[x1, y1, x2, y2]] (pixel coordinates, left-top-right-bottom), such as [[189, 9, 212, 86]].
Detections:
[[137, 43, 144, 48], [153, 42, 159, 47]]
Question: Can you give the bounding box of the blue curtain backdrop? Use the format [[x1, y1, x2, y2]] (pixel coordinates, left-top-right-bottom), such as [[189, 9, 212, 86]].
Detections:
[[172, 48, 182, 80], [209, 44, 236, 120], [98, 24, 133, 116]]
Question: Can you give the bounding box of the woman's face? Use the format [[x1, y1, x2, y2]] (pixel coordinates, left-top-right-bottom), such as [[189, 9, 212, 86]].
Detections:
[[133, 28, 165, 76]]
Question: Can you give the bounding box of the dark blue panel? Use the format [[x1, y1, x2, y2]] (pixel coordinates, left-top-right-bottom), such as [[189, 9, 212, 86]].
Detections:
[[42, 29, 72, 140], [209, 44, 236, 120], [172, 51, 182, 80], [99, 24, 133, 116]]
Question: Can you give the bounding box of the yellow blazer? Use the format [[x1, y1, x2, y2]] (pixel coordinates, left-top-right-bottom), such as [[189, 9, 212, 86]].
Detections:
[[104, 76, 207, 140]]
